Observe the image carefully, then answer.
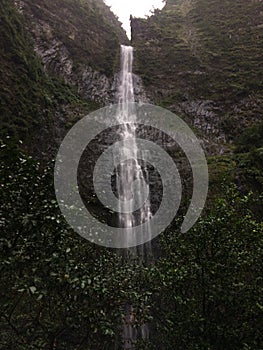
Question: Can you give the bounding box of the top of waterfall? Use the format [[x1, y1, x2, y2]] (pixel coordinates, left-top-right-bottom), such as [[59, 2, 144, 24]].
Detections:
[[118, 43, 135, 104], [121, 45, 134, 50]]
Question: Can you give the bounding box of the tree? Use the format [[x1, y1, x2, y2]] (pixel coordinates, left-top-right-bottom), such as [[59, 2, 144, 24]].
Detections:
[[148, 186, 263, 349]]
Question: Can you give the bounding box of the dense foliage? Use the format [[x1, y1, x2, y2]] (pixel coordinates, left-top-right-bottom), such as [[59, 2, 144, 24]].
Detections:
[[150, 189, 263, 349], [1, 142, 262, 349], [0, 143, 151, 349], [0, 1, 262, 349], [235, 122, 263, 153], [0, 0, 54, 148]]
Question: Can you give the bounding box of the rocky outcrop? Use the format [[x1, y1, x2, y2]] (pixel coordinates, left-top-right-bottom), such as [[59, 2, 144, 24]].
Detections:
[[0, 0, 131, 156], [131, 0, 263, 149], [13, 0, 129, 106]]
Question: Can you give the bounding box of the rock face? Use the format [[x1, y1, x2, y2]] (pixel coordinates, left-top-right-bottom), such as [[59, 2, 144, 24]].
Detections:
[[0, 0, 129, 156], [14, 0, 129, 104], [1, 0, 262, 157], [131, 0, 263, 149]]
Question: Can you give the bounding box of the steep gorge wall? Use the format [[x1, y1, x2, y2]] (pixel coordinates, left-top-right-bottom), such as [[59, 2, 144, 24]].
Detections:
[[2, 0, 263, 157], [131, 0, 263, 148], [0, 0, 128, 155], [14, 0, 129, 104]]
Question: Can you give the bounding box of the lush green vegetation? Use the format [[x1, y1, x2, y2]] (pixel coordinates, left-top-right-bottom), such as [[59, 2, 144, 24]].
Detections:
[[151, 188, 262, 349], [0, 0, 124, 155], [1, 142, 262, 349], [0, 0, 54, 149], [235, 122, 263, 153], [1, 1, 262, 349], [0, 143, 151, 349], [20, 0, 128, 76], [132, 0, 263, 139]]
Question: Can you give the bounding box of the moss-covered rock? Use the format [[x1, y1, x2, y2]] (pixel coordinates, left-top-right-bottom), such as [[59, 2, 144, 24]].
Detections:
[[131, 0, 263, 143], [0, 0, 128, 156]]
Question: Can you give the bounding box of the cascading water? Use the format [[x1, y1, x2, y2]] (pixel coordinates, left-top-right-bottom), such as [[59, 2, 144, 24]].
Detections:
[[116, 45, 152, 348], [116, 45, 152, 255]]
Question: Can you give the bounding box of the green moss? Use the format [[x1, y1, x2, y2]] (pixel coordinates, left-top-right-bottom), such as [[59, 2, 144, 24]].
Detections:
[[0, 0, 109, 154], [207, 151, 262, 216], [132, 0, 263, 140], [0, 0, 53, 148], [235, 122, 263, 153], [21, 0, 128, 77]]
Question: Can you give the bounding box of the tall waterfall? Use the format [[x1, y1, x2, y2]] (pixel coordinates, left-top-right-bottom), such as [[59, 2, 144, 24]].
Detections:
[[116, 45, 151, 348], [116, 45, 152, 254]]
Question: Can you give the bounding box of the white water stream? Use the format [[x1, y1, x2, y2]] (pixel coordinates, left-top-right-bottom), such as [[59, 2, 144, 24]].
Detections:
[[116, 45, 152, 253], [116, 45, 151, 349]]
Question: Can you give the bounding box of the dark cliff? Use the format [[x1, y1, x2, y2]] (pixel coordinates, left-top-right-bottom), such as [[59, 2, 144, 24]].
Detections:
[[16, 0, 129, 99], [0, 0, 262, 191], [0, 0, 128, 155], [131, 0, 263, 145]]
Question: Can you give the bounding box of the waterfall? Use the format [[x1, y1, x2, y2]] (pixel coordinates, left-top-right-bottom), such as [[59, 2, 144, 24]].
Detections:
[[116, 45, 152, 254], [116, 45, 151, 348]]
